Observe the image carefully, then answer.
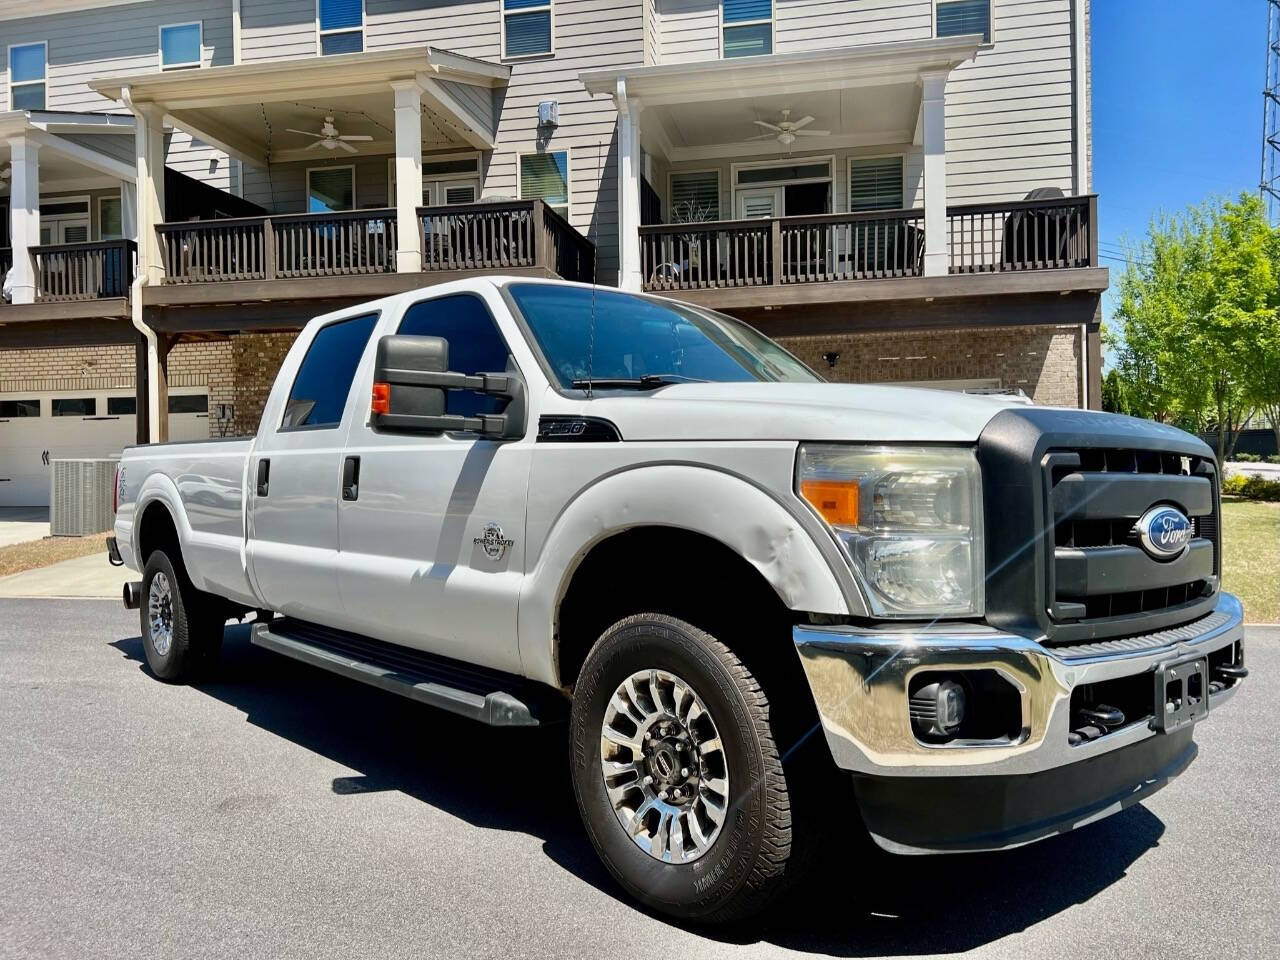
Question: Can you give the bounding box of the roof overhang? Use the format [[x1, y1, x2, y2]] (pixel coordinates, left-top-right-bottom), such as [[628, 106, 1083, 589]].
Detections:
[[581, 36, 980, 105], [582, 37, 980, 162], [0, 110, 136, 184], [90, 47, 510, 165]]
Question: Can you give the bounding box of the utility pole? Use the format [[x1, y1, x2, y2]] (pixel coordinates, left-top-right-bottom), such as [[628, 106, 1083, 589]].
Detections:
[[1261, 0, 1280, 222]]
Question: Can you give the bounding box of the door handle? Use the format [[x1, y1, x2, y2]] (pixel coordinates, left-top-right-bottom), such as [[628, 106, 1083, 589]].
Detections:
[[341, 456, 361, 502], [256, 459, 270, 497]]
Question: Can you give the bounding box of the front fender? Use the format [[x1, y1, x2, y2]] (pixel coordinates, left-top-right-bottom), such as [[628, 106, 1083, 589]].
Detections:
[[517, 463, 851, 687]]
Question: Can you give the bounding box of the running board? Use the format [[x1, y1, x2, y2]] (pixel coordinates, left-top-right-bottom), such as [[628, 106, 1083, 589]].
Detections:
[[250, 618, 566, 727]]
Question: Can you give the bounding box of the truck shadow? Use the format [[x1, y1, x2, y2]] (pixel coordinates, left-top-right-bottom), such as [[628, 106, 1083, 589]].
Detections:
[[111, 624, 1165, 957]]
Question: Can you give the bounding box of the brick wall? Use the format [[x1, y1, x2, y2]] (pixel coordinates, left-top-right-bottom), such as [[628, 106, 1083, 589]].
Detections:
[[775, 324, 1083, 407], [227, 332, 298, 436]]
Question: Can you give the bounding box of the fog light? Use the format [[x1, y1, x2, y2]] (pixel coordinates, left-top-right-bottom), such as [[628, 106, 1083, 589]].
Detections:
[[909, 679, 966, 740]]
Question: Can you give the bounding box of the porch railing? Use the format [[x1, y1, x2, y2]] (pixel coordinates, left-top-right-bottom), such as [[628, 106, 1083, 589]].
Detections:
[[156, 201, 593, 284], [948, 195, 1095, 274], [418, 199, 594, 282], [639, 196, 1098, 293], [641, 209, 925, 292], [33, 239, 136, 302], [157, 209, 397, 283]]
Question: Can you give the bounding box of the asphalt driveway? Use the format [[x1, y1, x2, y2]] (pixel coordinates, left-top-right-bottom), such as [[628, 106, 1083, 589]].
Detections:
[[1, 599, 1277, 960]]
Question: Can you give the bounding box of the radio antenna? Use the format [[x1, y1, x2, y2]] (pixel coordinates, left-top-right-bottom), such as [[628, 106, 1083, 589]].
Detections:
[[586, 138, 604, 398]]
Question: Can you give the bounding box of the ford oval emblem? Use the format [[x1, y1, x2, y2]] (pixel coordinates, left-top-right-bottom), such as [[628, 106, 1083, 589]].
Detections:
[[1137, 505, 1193, 560]]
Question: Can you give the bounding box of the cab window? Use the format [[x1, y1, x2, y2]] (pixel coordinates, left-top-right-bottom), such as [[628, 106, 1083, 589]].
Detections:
[[282, 312, 378, 429], [397, 294, 512, 416]]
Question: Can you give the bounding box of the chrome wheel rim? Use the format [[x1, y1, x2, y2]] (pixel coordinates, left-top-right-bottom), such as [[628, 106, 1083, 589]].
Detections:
[[148, 572, 174, 657], [600, 669, 729, 864]]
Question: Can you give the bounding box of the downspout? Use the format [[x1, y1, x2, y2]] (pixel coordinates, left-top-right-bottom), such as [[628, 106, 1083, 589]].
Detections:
[[122, 85, 161, 443], [1072, 0, 1089, 195]]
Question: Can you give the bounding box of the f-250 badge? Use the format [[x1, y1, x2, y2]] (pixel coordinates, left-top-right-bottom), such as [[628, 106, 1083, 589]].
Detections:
[[474, 522, 514, 561]]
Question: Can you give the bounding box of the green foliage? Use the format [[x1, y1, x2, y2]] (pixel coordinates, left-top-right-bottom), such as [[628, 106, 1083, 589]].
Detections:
[[1109, 193, 1280, 461], [1234, 452, 1262, 462], [1223, 472, 1280, 501]]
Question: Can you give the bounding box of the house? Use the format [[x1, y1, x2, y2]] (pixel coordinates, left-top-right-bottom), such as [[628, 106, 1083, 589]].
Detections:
[[0, 0, 1104, 507]]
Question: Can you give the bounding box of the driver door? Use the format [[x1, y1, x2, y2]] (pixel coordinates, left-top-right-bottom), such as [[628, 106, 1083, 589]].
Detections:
[[335, 291, 531, 676]]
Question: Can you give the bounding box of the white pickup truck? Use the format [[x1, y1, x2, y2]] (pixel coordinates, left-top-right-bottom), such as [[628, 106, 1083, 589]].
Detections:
[[110, 276, 1248, 922]]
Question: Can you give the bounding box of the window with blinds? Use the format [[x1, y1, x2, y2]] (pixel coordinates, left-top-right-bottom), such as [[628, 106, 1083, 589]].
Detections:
[[9, 42, 46, 110], [849, 157, 905, 212], [504, 0, 553, 58], [936, 0, 991, 43], [669, 171, 720, 222], [520, 151, 569, 219], [318, 0, 363, 55], [722, 0, 772, 58], [308, 166, 355, 213]]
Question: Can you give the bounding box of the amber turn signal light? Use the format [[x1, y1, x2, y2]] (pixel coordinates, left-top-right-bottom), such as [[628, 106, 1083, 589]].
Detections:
[[371, 381, 390, 415], [800, 479, 859, 527]]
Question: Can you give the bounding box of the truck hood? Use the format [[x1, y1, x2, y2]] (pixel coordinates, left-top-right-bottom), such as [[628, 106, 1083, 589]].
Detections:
[[578, 382, 1027, 443]]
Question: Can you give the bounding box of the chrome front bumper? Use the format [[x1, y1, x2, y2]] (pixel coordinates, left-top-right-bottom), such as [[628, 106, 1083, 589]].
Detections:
[[793, 592, 1246, 779]]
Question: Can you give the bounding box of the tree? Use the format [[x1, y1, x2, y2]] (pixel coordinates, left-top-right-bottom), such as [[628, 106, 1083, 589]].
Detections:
[[1109, 194, 1278, 462]]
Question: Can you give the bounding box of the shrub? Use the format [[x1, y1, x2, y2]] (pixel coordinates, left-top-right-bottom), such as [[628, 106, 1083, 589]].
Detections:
[[1222, 473, 1280, 501], [1268, 454, 1280, 464], [1234, 452, 1261, 462]]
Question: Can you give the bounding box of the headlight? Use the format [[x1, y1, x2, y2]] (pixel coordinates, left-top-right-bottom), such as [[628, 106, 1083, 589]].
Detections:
[[797, 445, 984, 617]]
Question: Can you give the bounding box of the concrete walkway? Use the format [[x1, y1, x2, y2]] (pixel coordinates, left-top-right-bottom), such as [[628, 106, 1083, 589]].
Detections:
[[0, 552, 130, 599], [0, 507, 51, 548]]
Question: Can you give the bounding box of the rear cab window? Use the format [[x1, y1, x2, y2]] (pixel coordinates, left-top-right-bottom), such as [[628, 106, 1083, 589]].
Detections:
[[281, 312, 379, 430]]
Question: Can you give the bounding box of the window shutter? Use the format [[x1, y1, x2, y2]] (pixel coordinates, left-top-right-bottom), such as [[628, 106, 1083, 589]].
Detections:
[[849, 157, 904, 212], [936, 0, 991, 42], [669, 171, 720, 221]]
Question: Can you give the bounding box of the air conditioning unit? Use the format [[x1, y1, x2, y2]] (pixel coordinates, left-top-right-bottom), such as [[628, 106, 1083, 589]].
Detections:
[[51, 459, 119, 537]]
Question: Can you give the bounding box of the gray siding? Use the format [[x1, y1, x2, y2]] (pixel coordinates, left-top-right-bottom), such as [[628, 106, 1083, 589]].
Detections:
[[240, 0, 316, 61], [0, 0, 235, 192], [437, 77, 496, 140], [651, 0, 1082, 204]]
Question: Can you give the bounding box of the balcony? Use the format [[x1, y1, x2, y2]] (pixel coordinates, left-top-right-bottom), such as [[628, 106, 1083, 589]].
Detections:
[[152, 200, 593, 293], [640, 196, 1098, 298]]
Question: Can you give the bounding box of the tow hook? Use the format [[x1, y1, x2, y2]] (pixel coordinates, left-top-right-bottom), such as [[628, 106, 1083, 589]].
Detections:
[[123, 581, 142, 610], [1067, 703, 1126, 746]]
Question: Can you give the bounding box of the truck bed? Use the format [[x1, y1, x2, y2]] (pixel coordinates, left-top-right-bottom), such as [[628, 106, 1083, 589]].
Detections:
[[118, 437, 257, 606]]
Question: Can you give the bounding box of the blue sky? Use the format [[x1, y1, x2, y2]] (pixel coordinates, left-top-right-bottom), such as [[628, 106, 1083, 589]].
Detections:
[[1093, 0, 1262, 341]]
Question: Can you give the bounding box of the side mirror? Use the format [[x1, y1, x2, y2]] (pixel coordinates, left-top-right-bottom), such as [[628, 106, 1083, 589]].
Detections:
[[371, 334, 525, 439]]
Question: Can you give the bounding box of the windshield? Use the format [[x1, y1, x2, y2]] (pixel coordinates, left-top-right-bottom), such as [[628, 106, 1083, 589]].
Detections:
[[506, 283, 820, 388]]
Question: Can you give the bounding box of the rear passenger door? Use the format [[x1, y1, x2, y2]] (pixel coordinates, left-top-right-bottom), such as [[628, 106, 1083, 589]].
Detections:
[[334, 292, 532, 675], [248, 312, 379, 625]]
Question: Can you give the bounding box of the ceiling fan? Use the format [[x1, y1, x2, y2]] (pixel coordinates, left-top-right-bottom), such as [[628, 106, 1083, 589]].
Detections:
[[747, 109, 830, 147], [284, 116, 373, 153]]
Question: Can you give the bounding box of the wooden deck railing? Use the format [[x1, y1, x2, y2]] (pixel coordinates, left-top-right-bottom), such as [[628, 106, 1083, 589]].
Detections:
[[640, 196, 1098, 293], [156, 202, 593, 285], [418, 199, 594, 282], [33, 239, 136, 302], [948, 195, 1096, 274]]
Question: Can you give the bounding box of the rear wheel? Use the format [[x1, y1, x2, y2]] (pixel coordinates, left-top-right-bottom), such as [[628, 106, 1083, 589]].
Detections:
[[569, 613, 816, 923], [140, 548, 223, 682]]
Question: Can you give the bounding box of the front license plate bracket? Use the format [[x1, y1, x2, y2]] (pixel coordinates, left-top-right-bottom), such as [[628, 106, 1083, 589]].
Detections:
[[1152, 655, 1209, 734]]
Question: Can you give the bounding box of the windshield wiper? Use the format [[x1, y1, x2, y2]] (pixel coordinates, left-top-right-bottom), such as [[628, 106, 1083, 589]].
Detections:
[[570, 374, 706, 390]]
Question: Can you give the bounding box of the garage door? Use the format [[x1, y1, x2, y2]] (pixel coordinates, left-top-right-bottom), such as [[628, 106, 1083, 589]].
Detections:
[[0, 389, 210, 507]]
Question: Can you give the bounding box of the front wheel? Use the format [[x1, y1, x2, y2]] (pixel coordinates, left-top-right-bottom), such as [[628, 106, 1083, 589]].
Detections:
[[140, 548, 223, 682], [569, 614, 814, 923]]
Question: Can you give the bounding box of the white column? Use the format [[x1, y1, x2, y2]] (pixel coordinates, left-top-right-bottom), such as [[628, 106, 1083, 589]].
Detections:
[[129, 96, 167, 286], [7, 136, 40, 304], [920, 70, 949, 278], [392, 80, 424, 273], [616, 78, 643, 292]]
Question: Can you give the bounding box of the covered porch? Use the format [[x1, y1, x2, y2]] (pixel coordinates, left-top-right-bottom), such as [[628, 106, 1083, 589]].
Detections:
[[583, 39, 1104, 306], [89, 47, 593, 307]]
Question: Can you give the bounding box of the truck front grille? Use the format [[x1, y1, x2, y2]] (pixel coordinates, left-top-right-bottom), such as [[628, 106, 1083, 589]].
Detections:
[[977, 409, 1221, 646]]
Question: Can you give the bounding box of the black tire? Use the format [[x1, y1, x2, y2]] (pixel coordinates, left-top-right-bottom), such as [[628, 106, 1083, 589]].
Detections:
[[139, 548, 223, 683], [569, 613, 816, 923]]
